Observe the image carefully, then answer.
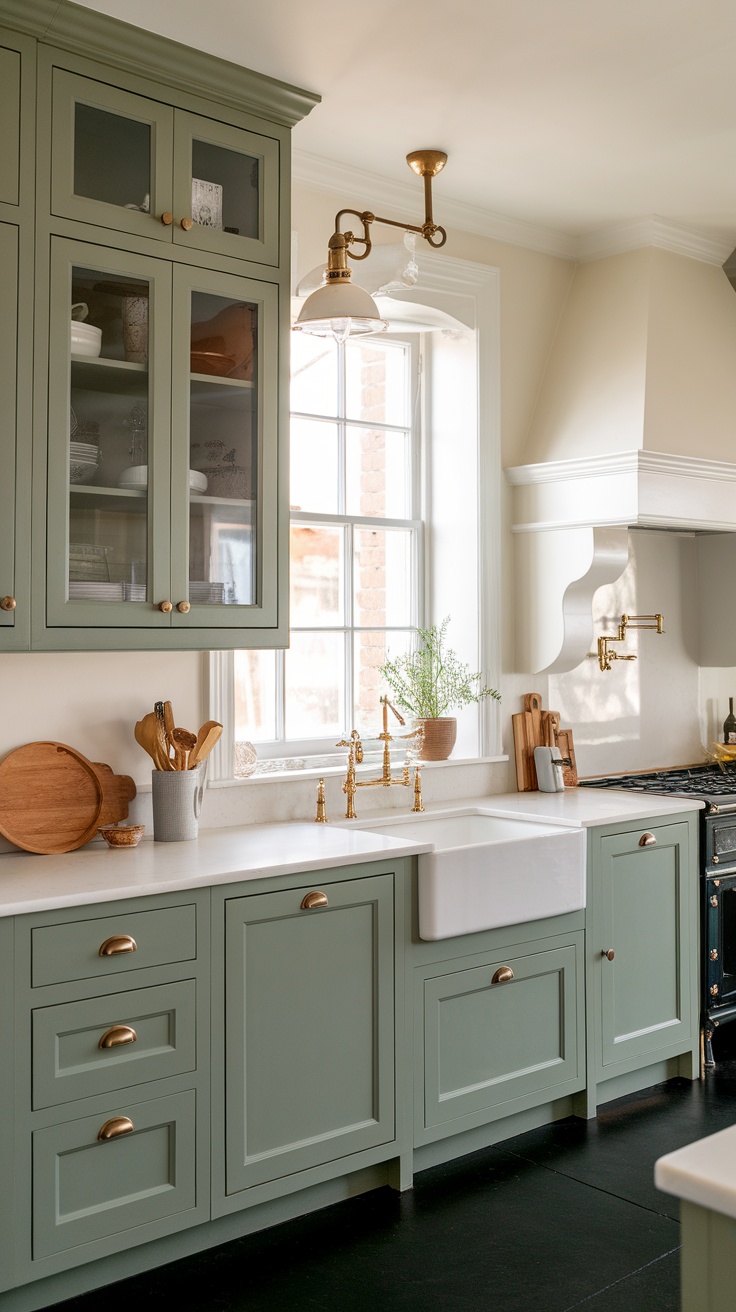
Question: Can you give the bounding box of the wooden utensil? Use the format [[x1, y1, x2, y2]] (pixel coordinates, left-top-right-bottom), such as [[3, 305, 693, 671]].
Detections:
[[154, 702, 175, 770], [542, 710, 560, 748], [0, 742, 120, 854], [557, 729, 578, 786], [188, 720, 223, 769], [171, 727, 196, 771], [135, 713, 172, 771], [523, 693, 544, 750]]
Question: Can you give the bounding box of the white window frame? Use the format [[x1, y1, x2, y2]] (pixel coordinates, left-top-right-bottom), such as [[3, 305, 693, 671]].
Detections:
[[208, 253, 502, 780]]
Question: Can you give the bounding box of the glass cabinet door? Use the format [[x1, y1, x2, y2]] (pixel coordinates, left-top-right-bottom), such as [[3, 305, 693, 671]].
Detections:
[[0, 223, 24, 644], [49, 68, 175, 242], [172, 110, 280, 265], [46, 238, 173, 630], [170, 266, 280, 629]]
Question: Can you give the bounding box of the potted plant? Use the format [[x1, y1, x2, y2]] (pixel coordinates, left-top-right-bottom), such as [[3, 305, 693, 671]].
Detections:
[[379, 617, 500, 760]]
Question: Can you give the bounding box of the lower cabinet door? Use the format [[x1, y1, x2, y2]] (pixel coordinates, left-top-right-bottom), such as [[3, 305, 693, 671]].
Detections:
[[224, 872, 395, 1194], [597, 821, 693, 1073], [32, 1090, 197, 1259], [417, 938, 583, 1143]]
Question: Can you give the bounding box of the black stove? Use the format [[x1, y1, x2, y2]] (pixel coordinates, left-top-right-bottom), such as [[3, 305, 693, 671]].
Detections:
[[580, 763, 736, 814]]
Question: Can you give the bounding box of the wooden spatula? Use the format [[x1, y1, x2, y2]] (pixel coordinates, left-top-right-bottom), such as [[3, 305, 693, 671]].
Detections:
[[188, 720, 223, 769]]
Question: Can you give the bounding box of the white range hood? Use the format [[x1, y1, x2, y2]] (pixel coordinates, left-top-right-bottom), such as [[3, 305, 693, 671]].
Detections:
[[505, 243, 736, 673]]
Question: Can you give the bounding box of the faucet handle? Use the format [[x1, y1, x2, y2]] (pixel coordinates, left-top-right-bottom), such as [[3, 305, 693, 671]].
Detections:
[[336, 729, 364, 763]]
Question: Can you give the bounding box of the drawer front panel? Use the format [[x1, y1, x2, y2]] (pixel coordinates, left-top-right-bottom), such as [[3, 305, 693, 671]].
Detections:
[[31, 903, 197, 987], [421, 944, 580, 1133], [32, 980, 197, 1108], [33, 1090, 196, 1259]]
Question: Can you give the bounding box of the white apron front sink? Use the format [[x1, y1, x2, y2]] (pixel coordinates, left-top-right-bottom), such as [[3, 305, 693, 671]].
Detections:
[[354, 809, 586, 940]]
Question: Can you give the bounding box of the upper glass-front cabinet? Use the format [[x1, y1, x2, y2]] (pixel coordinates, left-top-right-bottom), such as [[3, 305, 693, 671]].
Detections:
[[44, 237, 280, 641], [50, 69, 280, 266]]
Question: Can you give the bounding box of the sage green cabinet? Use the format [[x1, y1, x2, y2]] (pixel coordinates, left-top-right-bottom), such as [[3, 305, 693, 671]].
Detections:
[[0, 39, 21, 207], [221, 871, 396, 1201], [413, 927, 585, 1147], [13, 891, 210, 1285], [48, 63, 281, 267], [0, 221, 27, 647], [40, 235, 280, 642], [586, 814, 699, 1108]]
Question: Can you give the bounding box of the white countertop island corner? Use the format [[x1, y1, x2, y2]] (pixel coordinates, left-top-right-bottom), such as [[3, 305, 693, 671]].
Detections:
[[656, 1125, 736, 1223]]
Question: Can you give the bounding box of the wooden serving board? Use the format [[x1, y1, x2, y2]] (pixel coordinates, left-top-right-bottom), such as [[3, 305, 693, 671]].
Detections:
[[513, 694, 578, 791], [0, 742, 136, 854]]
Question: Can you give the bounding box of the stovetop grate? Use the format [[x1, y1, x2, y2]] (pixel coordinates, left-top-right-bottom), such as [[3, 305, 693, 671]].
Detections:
[[580, 763, 736, 805]]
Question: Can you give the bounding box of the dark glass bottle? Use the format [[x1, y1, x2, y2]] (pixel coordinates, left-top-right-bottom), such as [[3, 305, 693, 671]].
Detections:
[[724, 698, 736, 744]]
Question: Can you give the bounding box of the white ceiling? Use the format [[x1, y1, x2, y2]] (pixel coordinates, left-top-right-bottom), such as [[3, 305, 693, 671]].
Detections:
[[75, 0, 736, 253]]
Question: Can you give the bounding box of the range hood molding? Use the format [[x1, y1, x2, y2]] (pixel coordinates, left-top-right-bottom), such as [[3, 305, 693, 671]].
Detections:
[[506, 449, 736, 534]]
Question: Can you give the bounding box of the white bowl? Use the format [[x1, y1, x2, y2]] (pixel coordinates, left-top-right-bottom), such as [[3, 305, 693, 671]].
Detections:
[[118, 467, 208, 493], [70, 322, 102, 358], [69, 457, 98, 484]]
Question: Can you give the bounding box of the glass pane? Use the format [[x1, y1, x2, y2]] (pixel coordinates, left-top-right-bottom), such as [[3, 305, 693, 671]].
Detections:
[[285, 631, 345, 739], [192, 140, 258, 240], [290, 334, 338, 417], [74, 104, 151, 212], [290, 418, 339, 513], [354, 629, 412, 729], [290, 524, 344, 625], [354, 527, 413, 628], [346, 425, 411, 519], [345, 339, 409, 427], [68, 266, 151, 601], [234, 649, 277, 745], [189, 291, 257, 605]]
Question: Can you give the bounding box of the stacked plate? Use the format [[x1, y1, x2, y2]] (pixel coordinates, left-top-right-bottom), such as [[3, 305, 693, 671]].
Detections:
[[69, 441, 100, 484], [68, 582, 125, 600]]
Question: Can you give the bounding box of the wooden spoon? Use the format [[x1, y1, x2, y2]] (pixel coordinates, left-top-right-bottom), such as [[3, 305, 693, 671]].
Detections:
[[134, 713, 161, 766], [188, 720, 223, 769], [171, 727, 196, 771]]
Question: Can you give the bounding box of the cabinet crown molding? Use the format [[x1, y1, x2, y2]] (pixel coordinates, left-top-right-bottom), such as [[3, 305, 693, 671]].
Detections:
[[0, 0, 320, 127]]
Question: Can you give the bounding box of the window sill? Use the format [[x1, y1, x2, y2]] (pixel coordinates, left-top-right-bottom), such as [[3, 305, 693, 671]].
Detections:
[[218, 755, 509, 788]]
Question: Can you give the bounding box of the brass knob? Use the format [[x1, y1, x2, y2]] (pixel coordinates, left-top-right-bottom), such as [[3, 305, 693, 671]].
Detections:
[[301, 891, 329, 910], [711, 984, 720, 996], [97, 1116, 134, 1141], [0, 596, 16, 611], [715, 879, 721, 886], [639, 832, 657, 847], [491, 966, 514, 984], [713, 856, 720, 865], [98, 1024, 138, 1050], [98, 934, 137, 957], [602, 949, 615, 961], [711, 895, 719, 907], [711, 949, 719, 961], [180, 217, 193, 231], [160, 211, 173, 225], [158, 600, 173, 613], [177, 600, 191, 613]]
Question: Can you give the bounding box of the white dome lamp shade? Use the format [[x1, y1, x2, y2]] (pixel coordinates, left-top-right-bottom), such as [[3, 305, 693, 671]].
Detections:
[[293, 149, 448, 344]]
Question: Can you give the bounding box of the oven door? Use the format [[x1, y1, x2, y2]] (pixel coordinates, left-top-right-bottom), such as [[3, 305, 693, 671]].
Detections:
[[704, 870, 736, 1015]]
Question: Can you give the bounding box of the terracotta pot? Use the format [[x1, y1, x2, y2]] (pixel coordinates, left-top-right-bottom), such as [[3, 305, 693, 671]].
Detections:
[[413, 717, 457, 761]]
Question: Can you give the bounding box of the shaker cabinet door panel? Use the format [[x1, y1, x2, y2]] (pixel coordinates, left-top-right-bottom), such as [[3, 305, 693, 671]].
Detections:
[[597, 821, 694, 1072], [0, 222, 21, 643], [0, 42, 22, 208], [224, 873, 395, 1194]]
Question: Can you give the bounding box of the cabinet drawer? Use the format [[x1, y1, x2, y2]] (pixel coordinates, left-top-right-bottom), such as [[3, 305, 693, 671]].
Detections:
[[418, 941, 582, 1139], [32, 1090, 197, 1259], [32, 980, 197, 1109], [31, 903, 197, 987]]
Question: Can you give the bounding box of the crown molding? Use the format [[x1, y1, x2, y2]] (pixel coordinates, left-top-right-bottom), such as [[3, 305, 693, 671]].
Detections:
[[294, 152, 736, 267], [506, 450, 736, 486]]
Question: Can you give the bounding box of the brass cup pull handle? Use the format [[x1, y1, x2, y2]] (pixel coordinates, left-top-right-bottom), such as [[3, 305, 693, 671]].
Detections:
[[603, 948, 615, 961], [158, 600, 173, 613], [98, 934, 137, 957], [301, 891, 329, 910], [177, 600, 191, 613], [491, 966, 514, 984], [0, 596, 16, 611], [98, 1025, 138, 1050], [180, 217, 193, 231], [97, 1116, 134, 1142], [160, 211, 173, 225], [639, 832, 657, 847]]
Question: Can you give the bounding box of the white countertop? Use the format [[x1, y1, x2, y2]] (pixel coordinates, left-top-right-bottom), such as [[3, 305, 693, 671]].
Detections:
[[0, 787, 702, 918], [656, 1126, 736, 1221]]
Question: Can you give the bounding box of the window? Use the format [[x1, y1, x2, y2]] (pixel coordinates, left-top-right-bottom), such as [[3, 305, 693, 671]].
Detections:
[[232, 330, 422, 771]]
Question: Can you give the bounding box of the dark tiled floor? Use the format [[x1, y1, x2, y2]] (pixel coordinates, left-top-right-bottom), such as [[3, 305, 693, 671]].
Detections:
[[56, 1065, 736, 1312]]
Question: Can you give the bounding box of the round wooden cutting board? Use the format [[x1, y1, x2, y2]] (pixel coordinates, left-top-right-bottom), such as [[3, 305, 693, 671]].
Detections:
[[0, 742, 104, 854]]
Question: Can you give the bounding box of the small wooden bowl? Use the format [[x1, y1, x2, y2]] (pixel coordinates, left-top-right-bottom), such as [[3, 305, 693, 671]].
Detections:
[[98, 824, 145, 848]]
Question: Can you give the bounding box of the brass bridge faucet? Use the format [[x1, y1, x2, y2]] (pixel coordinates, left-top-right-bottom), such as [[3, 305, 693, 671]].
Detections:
[[337, 697, 424, 819]]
